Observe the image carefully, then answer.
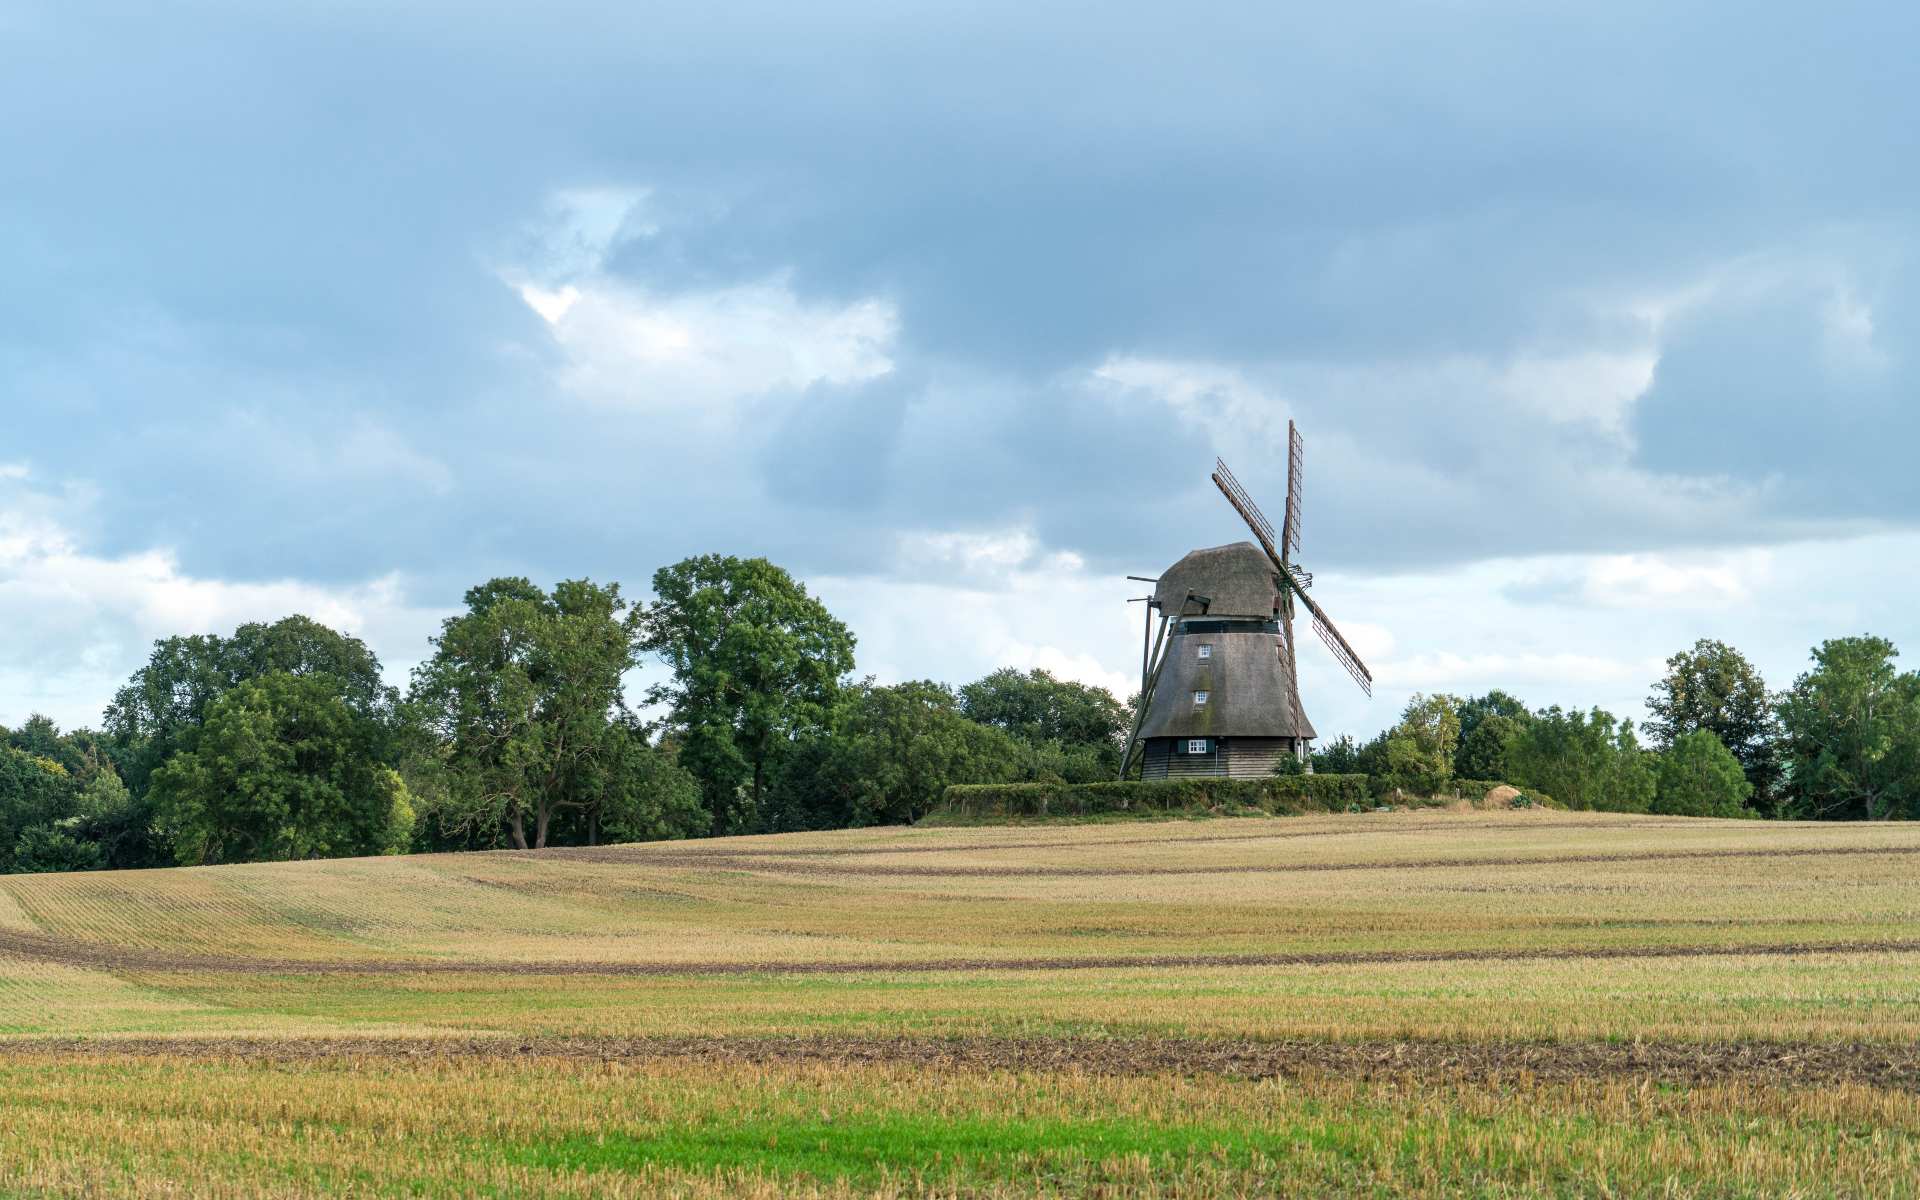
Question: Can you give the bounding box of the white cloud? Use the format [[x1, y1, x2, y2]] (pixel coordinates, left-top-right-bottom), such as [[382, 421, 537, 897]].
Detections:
[[1819, 284, 1887, 373], [1098, 346, 1660, 450], [505, 187, 899, 419], [811, 525, 1143, 702], [1379, 650, 1659, 692], [1572, 550, 1772, 609], [0, 477, 447, 731], [519, 284, 581, 325], [1493, 350, 1658, 442], [523, 274, 897, 415]]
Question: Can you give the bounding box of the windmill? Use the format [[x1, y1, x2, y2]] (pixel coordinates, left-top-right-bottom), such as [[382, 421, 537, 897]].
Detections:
[[1119, 421, 1373, 779]]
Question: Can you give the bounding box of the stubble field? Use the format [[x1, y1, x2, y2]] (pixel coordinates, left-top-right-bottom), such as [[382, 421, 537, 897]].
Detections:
[[2, 809, 1918, 1196]]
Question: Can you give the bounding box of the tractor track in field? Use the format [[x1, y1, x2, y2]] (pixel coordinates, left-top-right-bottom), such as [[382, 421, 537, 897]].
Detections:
[[6, 1032, 1920, 1091], [630, 818, 1707, 859], [1, 924, 1916, 977], [502, 841, 1920, 878]]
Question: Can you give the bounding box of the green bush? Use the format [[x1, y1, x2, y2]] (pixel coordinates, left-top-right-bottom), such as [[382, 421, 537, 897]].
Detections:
[[934, 775, 1370, 820], [1653, 730, 1752, 818]]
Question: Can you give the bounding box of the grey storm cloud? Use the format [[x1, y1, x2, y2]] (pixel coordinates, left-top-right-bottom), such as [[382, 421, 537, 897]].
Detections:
[[4, 0, 1920, 595]]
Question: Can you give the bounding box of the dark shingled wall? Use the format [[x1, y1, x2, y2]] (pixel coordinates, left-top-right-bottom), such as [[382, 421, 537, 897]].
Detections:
[[1140, 628, 1315, 742]]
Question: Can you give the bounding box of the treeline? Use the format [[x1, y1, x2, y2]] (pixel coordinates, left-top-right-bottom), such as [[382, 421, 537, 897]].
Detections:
[[5, 558, 1918, 874], [0, 556, 1128, 872], [1319, 637, 1920, 820]]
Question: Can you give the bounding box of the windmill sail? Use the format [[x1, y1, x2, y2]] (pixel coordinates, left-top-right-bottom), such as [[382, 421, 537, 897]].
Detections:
[[1282, 421, 1303, 562], [1312, 609, 1373, 697], [1213, 458, 1275, 551], [1213, 456, 1373, 699]]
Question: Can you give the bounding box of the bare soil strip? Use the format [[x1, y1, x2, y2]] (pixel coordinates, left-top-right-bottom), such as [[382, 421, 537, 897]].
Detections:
[[1, 925, 1914, 978], [528, 841, 1920, 878], [5, 1033, 1917, 1091], [640, 818, 1702, 859]]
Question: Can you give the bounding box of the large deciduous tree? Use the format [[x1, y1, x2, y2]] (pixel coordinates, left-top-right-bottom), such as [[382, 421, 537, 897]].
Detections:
[[1775, 637, 1920, 821], [587, 721, 709, 846], [1653, 730, 1752, 818], [1646, 639, 1781, 814], [767, 680, 1023, 829], [1452, 691, 1531, 781], [149, 672, 413, 865], [410, 578, 644, 849], [1310, 734, 1365, 775], [1455, 690, 1530, 744], [0, 745, 77, 872], [106, 616, 395, 794], [1378, 693, 1462, 795], [957, 667, 1126, 783], [642, 556, 855, 834], [1506, 706, 1656, 813], [102, 615, 397, 867], [1455, 714, 1523, 781], [958, 668, 1127, 748]]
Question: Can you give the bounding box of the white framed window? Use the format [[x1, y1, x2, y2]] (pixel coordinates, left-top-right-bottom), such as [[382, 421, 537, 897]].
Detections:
[[1187, 738, 1208, 755], [1193, 690, 1209, 706], [1196, 644, 1213, 660]]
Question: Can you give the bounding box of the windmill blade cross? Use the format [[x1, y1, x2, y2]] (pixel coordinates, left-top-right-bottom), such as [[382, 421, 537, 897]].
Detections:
[[1213, 457, 1375, 700]]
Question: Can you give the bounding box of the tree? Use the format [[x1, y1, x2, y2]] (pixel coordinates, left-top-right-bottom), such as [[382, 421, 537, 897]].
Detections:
[[642, 556, 856, 834], [1646, 639, 1781, 814], [1507, 706, 1655, 813], [12, 825, 104, 873], [959, 668, 1127, 747], [1311, 734, 1365, 775], [1377, 693, 1461, 794], [1456, 713, 1522, 781], [1653, 730, 1752, 818], [1455, 690, 1530, 746], [6, 715, 78, 772], [766, 680, 1023, 829], [1775, 637, 1920, 821], [101, 616, 397, 867], [0, 747, 76, 872], [149, 672, 413, 865], [575, 719, 709, 845], [105, 615, 396, 827], [957, 668, 1126, 783], [410, 577, 643, 849], [64, 764, 145, 869]]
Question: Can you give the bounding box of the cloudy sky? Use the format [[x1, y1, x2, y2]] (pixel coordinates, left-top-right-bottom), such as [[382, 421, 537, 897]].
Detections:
[[5, 1, 1918, 741]]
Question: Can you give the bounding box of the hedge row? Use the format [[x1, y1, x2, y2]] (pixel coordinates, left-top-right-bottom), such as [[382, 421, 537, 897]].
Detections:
[[936, 774, 1371, 820]]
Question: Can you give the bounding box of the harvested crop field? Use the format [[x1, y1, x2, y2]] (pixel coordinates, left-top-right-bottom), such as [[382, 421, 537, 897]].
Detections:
[[4, 809, 1920, 1196]]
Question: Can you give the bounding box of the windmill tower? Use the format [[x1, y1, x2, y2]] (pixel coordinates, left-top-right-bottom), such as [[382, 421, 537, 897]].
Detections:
[[1120, 422, 1373, 779]]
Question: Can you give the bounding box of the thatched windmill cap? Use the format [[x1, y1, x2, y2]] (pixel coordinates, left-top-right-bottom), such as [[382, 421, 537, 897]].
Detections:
[[1152, 542, 1280, 619]]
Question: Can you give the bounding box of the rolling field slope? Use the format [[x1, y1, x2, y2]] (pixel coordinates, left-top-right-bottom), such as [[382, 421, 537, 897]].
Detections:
[[3, 810, 1919, 1196]]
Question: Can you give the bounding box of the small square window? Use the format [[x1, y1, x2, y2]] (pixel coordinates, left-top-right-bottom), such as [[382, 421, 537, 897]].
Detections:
[[1187, 738, 1208, 755], [1197, 644, 1212, 660], [1193, 690, 1209, 706]]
